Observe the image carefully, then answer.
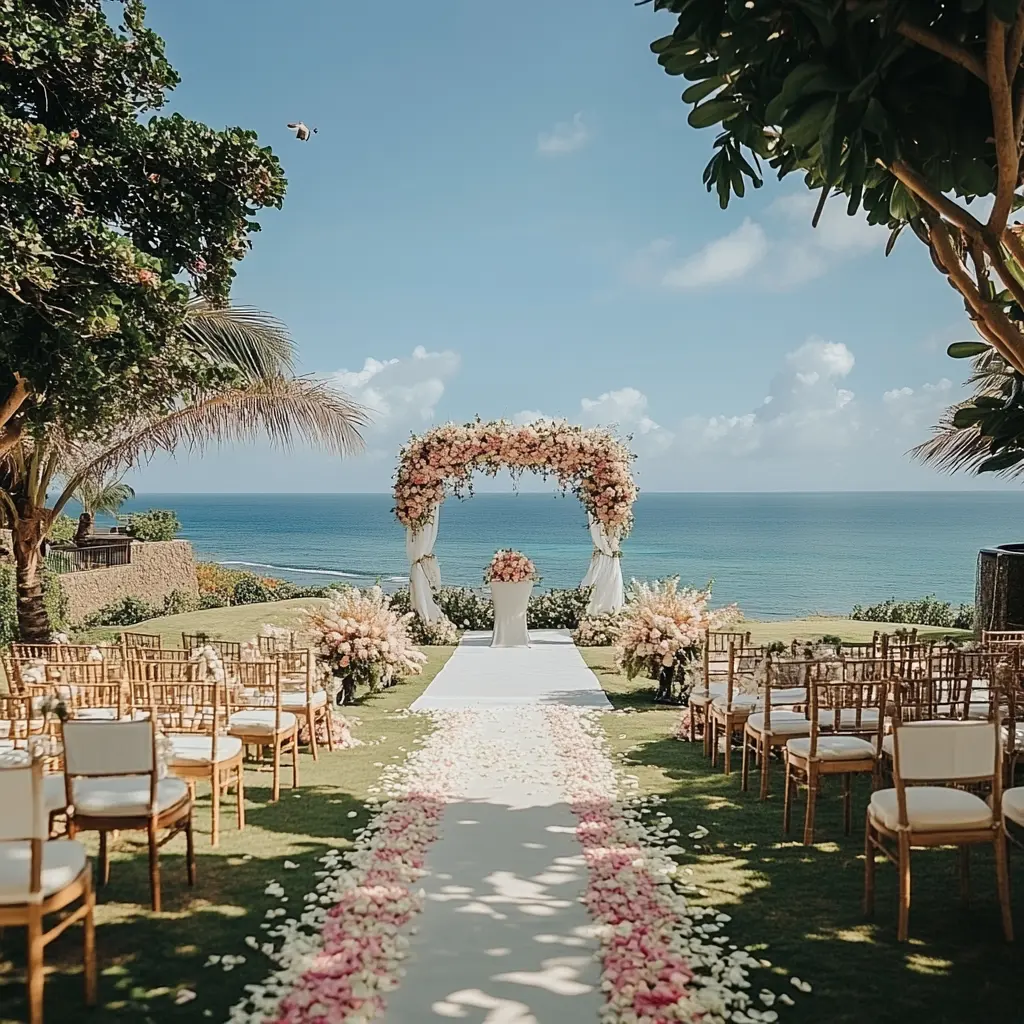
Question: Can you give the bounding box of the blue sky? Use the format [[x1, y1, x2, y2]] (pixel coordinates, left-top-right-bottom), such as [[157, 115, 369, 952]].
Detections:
[[127, 0, 999, 493]]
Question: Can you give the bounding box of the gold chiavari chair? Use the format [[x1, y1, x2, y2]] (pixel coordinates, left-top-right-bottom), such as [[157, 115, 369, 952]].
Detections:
[[865, 719, 1012, 942], [742, 657, 831, 800], [708, 644, 773, 775], [227, 659, 298, 801], [138, 674, 244, 847], [0, 695, 66, 826], [25, 663, 126, 723], [0, 756, 96, 1024], [182, 634, 241, 659], [784, 677, 888, 846], [62, 718, 195, 913], [121, 631, 162, 650], [258, 630, 296, 655], [275, 648, 331, 760], [982, 629, 1024, 651]]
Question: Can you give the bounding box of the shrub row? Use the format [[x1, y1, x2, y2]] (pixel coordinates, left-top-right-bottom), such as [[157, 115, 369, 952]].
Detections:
[[850, 595, 974, 631], [388, 586, 591, 631], [195, 562, 349, 609]]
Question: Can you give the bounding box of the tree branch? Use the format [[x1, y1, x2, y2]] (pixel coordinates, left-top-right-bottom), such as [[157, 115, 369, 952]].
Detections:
[[896, 20, 988, 82], [927, 212, 1024, 372], [1007, 5, 1024, 82], [889, 160, 987, 237], [0, 374, 29, 431], [987, 14, 1020, 232]]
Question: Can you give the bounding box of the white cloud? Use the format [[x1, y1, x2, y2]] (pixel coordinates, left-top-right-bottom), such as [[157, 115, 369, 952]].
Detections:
[[537, 112, 592, 156], [682, 338, 861, 458], [660, 219, 768, 290], [579, 386, 674, 454], [330, 345, 460, 438], [639, 190, 882, 293], [881, 377, 954, 429]]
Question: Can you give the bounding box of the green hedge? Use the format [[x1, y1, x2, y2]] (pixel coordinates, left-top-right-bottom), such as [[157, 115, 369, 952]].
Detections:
[[388, 586, 591, 631], [850, 595, 974, 630]]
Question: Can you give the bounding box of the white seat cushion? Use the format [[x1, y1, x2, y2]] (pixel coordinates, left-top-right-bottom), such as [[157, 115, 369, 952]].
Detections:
[[786, 735, 876, 761], [229, 709, 298, 736], [870, 787, 993, 832], [0, 840, 88, 905], [746, 710, 812, 736], [690, 683, 728, 707], [818, 708, 881, 731], [281, 689, 328, 710], [770, 687, 808, 705], [71, 776, 189, 818], [1002, 787, 1024, 827], [167, 734, 243, 767], [882, 733, 894, 758]]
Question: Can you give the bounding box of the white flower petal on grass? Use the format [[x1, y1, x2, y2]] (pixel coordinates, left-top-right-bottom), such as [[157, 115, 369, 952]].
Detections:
[[283, 861, 299, 870], [174, 989, 197, 1005]]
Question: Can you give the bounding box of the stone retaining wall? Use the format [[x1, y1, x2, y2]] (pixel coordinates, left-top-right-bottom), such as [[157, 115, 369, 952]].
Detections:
[[59, 540, 199, 623]]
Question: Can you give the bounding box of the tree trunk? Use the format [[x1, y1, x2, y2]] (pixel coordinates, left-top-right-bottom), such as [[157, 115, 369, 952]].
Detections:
[[13, 514, 52, 642], [75, 512, 93, 545]]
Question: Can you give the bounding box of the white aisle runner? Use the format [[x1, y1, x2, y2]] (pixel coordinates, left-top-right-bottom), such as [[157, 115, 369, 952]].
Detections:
[[409, 630, 611, 711], [384, 633, 609, 1023]]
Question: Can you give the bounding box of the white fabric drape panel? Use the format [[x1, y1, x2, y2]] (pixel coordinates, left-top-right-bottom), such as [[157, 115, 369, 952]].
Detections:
[[582, 515, 624, 615], [407, 508, 443, 622]]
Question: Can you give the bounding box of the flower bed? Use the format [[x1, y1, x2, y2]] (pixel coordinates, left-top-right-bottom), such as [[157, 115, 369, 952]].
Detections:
[[545, 707, 777, 1023]]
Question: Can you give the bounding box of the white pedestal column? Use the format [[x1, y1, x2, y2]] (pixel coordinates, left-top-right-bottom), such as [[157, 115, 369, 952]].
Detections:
[[490, 581, 533, 648]]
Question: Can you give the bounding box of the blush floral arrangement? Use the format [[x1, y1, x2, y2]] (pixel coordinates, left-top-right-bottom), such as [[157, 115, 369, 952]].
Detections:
[[484, 549, 539, 585], [394, 419, 637, 535], [616, 578, 739, 703], [305, 586, 427, 703]]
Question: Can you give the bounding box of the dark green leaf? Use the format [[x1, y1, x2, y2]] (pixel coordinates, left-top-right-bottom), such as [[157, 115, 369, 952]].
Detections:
[[952, 406, 989, 428], [947, 341, 992, 358], [688, 99, 743, 129], [683, 76, 727, 103], [979, 449, 1024, 473]]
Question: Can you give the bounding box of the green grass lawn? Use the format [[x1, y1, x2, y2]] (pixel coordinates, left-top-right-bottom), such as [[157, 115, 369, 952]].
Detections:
[[582, 646, 1020, 1024], [0, 646, 454, 1024]]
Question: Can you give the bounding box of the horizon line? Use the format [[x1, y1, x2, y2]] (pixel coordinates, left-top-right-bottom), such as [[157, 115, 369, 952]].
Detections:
[[118, 489, 1024, 497]]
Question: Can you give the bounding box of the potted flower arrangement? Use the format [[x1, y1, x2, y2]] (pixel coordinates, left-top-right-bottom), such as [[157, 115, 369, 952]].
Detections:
[[305, 586, 427, 704], [484, 549, 539, 585], [485, 550, 539, 648], [615, 578, 739, 704]]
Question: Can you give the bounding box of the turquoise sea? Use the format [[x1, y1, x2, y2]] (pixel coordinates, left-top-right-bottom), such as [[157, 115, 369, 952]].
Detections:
[[116, 492, 1024, 620]]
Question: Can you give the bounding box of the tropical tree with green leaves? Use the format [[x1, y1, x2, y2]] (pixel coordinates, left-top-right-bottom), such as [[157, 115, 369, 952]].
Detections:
[[71, 474, 136, 542], [0, 0, 285, 453], [645, 0, 1024, 379], [2, 304, 367, 641]]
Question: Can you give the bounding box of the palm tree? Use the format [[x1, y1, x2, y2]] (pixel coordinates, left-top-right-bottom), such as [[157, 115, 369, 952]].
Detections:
[[72, 474, 136, 543], [912, 350, 1024, 476], [1, 302, 366, 641]]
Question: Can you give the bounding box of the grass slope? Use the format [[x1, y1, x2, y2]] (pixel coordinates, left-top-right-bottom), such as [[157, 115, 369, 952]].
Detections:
[[582, 647, 1019, 1024], [0, 646, 454, 1024]]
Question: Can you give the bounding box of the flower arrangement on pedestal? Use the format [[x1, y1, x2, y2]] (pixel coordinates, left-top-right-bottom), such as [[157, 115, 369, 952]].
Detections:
[[484, 549, 539, 584], [305, 586, 426, 704], [615, 578, 739, 704]]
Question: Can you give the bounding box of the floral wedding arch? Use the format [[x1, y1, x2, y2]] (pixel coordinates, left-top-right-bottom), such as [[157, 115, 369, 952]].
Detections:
[[394, 419, 637, 622]]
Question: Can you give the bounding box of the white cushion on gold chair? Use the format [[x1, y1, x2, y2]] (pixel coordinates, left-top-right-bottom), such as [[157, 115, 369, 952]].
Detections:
[[882, 734, 894, 758], [690, 684, 728, 707], [869, 787, 993, 832], [1000, 787, 1024, 827], [167, 734, 243, 767], [786, 736, 876, 761], [72, 707, 121, 721], [0, 840, 88, 904], [769, 687, 808, 705], [71, 776, 189, 817], [229, 710, 297, 736], [281, 689, 327, 710], [746, 710, 812, 736]]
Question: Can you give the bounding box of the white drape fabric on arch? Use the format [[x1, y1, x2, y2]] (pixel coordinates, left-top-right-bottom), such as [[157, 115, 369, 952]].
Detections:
[[581, 514, 624, 615], [406, 509, 443, 622]]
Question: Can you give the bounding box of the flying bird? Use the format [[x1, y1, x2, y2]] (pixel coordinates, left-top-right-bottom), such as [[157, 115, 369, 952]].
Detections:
[[287, 122, 317, 142]]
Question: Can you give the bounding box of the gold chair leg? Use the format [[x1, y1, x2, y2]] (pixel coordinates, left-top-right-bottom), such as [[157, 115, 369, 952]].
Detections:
[[802, 765, 818, 846], [782, 758, 793, 834], [897, 832, 912, 942], [272, 739, 281, 802], [740, 731, 751, 792], [27, 906, 43, 1024], [995, 834, 1015, 941], [83, 871, 97, 1006], [148, 822, 162, 913], [324, 704, 336, 752], [863, 817, 876, 917], [236, 764, 246, 831], [307, 707, 319, 761], [759, 737, 771, 802], [211, 771, 221, 848]]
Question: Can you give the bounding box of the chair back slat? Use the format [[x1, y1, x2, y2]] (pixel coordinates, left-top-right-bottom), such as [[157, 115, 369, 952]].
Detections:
[[258, 630, 296, 654], [63, 719, 155, 776], [122, 631, 162, 650], [893, 720, 999, 783], [0, 758, 46, 843]]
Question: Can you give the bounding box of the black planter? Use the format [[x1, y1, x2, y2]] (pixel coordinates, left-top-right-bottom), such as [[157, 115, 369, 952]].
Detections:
[[976, 545, 1024, 634]]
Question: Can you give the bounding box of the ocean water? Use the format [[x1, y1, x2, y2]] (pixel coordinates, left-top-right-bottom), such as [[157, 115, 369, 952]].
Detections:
[[115, 492, 1024, 620]]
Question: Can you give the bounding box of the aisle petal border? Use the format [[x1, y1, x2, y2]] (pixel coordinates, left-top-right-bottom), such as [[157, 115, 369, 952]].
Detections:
[[226, 712, 461, 1024], [545, 707, 779, 1024]]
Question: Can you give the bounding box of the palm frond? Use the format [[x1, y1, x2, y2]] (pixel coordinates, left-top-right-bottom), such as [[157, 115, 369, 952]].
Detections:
[[74, 474, 136, 516], [910, 349, 1024, 477], [182, 297, 296, 381], [63, 376, 367, 492]]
